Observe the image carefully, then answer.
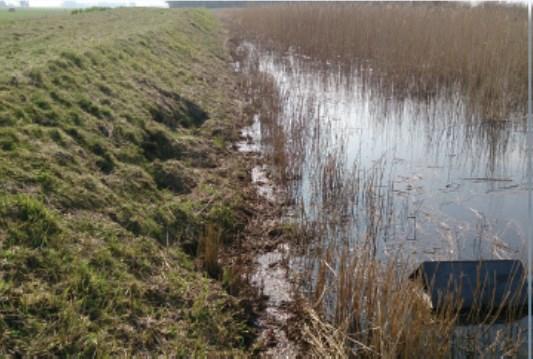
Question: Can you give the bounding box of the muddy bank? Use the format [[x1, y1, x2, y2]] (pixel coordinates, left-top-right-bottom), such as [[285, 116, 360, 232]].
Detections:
[[236, 115, 300, 357]]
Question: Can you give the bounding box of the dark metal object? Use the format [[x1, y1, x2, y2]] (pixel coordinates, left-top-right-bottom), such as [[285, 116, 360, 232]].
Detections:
[[410, 260, 527, 324]]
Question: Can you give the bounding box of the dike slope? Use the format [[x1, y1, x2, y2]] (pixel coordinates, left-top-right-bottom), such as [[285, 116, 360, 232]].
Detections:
[[0, 8, 254, 356]]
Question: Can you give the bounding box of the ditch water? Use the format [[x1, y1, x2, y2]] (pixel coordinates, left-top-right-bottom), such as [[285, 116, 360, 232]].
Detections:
[[235, 42, 528, 356], [264, 54, 527, 265]]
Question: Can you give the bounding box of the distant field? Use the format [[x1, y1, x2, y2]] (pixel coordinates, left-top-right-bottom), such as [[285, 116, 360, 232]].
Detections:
[[0, 8, 69, 23], [0, 8, 196, 80]]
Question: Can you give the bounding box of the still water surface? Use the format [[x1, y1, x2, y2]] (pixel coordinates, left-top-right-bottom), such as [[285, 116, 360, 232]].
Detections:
[[237, 43, 528, 357], [253, 46, 528, 265]]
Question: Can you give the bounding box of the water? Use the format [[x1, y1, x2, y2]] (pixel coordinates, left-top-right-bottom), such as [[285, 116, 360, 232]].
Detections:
[[255, 46, 528, 266], [235, 42, 528, 356]]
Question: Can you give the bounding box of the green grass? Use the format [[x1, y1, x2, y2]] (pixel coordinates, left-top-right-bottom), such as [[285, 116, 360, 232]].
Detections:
[[0, 8, 254, 356], [0, 8, 69, 23]]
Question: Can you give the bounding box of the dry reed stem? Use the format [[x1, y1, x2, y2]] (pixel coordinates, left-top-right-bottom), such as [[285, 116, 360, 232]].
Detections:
[[229, 22, 526, 356], [230, 3, 526, 121]]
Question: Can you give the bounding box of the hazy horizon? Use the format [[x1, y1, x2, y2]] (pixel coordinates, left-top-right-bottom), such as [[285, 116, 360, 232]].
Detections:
[[1, 0, 528, 10], [2, 0, 167, 7]]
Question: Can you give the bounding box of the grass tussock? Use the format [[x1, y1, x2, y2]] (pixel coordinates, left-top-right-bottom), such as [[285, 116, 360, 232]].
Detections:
[[230, 3, 526, 121], [199, 223, 222, 278], [0, 9, 255, 356]]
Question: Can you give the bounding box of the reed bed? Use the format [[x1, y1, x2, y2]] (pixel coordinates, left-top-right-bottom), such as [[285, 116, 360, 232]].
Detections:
[[230, 3, 526, 121], [229, 16, 527, 355], [297, 219, 526, 357], [294, 142, 526, 356]]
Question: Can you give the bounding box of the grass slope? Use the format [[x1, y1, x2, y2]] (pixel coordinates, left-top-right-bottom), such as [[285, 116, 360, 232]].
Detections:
[[0, 8, 253, 356], [0, 8, 69, 24]]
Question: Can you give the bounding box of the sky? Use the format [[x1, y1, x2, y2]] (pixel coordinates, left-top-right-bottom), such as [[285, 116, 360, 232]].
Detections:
[[8, 0, 528, 11]]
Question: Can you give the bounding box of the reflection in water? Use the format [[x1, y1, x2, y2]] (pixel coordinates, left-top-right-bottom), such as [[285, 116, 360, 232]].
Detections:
[[236, 41, 527, 356], [255, 46, 527, 265]]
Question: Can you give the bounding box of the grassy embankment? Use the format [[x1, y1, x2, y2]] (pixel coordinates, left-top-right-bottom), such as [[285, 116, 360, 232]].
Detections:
[[0, 8, 69, 23], [0, 8, 255, 356]]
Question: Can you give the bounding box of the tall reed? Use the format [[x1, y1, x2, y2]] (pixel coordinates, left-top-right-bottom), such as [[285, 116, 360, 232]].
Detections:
[[227, 17, 527, 356], [230, 3, 526, 121]]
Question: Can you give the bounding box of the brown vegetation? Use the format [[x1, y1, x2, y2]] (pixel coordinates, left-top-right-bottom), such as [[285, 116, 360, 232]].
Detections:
[[230, 3, 526, 121], [227, 15, 527, 354]]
